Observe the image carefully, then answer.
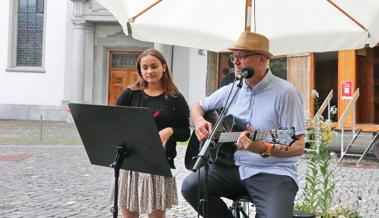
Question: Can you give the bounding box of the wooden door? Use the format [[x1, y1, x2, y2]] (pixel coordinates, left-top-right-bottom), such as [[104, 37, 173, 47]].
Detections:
[[357, 48, 374, 123], [287, 54, 313, 116], [108, 51, 141, 105], [373, 47, 379, 124]]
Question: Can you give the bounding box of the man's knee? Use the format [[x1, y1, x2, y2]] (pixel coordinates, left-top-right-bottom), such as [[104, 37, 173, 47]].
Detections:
[[181, 174, 199, 200]]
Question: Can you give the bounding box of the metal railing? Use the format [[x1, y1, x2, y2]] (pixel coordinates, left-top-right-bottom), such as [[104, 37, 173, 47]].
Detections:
[[338, 88, 360, 159], [312, 90, 334, 123], [306, 90, 333, 153]]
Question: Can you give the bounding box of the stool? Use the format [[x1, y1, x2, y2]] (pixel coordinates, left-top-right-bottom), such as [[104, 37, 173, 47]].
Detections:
[[228, 196, 316, 218], [228, 195, 253, 218]]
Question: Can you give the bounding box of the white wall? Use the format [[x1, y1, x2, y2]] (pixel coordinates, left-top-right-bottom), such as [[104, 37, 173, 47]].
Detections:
[[63, 1, 74, 104], [0, 1, 11, 91], [0, 0, 70, 106], [172, 46, 190, 99], [188, 48, 207, 106], [172, 47, 207, 107]]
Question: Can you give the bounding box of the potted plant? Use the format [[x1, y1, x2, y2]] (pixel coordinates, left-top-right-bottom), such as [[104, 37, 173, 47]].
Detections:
[[294, 90, 361, 218]]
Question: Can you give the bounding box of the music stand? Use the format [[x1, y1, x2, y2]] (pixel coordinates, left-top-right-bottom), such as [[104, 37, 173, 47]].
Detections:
[[68, 103, 172, 218]]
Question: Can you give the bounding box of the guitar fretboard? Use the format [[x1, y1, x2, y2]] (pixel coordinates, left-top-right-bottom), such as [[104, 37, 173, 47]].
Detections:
[[218, 130, 272, 143]]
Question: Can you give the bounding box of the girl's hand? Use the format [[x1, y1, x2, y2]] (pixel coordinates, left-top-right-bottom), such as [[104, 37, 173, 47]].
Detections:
[[159, 127, 173, 148]]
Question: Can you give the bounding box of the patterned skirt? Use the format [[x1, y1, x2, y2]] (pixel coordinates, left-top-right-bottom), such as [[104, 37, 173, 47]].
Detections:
[[118, 169, 178, 214]]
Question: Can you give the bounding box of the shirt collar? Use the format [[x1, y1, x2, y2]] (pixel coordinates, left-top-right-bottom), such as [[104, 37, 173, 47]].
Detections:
[[243, 69, 273, 94]]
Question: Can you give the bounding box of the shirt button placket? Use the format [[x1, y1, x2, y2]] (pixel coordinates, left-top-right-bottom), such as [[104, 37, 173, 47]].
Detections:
[[250, 93, 255, 122]]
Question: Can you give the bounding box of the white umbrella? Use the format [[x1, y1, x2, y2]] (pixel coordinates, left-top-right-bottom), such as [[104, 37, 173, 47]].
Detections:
[[95, 0, 157, 35], [97, 0, 371, 55], [333, 0, 379, 47]]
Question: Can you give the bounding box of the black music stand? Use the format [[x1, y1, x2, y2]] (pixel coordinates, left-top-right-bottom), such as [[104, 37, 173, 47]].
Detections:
[[68, 103, 172, 218]]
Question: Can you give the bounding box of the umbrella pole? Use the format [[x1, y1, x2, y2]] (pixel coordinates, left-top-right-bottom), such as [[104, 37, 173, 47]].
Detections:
[[245, 0, 253, 32], [129, 0, 162, 22], [327, 0, 367, 32]]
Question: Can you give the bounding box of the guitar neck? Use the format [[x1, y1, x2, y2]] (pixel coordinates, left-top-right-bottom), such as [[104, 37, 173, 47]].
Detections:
[[218, 130, 272, 143]]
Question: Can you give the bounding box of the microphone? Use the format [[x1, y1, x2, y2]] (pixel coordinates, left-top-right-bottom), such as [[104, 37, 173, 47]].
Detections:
[[236, 67, 255, 80]]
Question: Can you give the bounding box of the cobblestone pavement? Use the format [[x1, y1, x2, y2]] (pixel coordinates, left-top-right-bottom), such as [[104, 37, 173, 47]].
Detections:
[[0, 120, 81, 145], [0, 120, 379, 218]]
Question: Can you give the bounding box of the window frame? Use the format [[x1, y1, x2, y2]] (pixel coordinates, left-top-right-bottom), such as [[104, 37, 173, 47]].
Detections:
[[269, 55, 288, 80], [6, 0, 47, 73]]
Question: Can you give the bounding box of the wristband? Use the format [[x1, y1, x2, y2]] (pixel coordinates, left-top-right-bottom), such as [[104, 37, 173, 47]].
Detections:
[[261, 142, 273, 158]]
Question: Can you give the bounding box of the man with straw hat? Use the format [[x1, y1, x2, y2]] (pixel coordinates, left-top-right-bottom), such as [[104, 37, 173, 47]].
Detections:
[[182, 31, 306, 218]]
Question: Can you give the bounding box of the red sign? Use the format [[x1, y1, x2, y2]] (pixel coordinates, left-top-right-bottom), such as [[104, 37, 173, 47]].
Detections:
[[341, 81, 352, 100]]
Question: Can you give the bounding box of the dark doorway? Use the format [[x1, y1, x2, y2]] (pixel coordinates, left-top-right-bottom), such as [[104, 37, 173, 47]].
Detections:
[[314, 52, 338, 121], [356, 47, 379, 124]]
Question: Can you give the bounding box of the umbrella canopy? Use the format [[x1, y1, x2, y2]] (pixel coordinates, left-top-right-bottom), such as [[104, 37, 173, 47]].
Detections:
[[333, 0, 379, 47], [97, 0, 372, 56], [96, 0, 156, 35]]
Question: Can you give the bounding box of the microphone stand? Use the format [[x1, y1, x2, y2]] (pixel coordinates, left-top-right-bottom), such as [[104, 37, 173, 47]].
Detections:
[[193, 78, 245, 218]]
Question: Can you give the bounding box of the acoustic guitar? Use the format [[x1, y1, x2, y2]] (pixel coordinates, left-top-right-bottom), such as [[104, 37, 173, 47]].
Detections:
[[185, 111, 296, 170]]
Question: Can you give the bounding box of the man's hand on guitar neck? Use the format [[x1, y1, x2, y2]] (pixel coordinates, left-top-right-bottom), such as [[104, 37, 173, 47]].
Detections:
[[236, 125, 266, 154], [236, 125, 306, 157]]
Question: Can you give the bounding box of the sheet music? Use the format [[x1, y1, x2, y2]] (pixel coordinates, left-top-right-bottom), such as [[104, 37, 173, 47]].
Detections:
[[170, 168, 178, 177]]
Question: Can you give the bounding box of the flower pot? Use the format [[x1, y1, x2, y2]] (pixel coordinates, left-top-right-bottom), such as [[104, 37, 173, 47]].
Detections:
[[293, 210, 316, 218]]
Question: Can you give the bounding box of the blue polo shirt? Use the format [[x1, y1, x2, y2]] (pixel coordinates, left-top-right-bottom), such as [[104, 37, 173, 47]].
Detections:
[[199, 70, 306, 185]]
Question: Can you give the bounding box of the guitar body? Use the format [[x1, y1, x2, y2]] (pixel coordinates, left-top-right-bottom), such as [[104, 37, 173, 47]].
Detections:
[[185, 111, 244, 170], [185, 111, 296, 171]]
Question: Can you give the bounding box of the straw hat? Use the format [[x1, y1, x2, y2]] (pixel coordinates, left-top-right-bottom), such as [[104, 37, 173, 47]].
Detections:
[[229, 31, 273, 58]]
